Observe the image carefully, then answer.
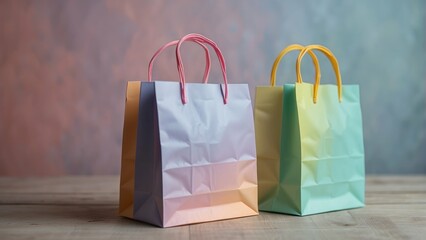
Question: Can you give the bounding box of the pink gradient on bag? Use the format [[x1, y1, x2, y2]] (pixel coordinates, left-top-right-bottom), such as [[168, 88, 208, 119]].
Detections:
[[162, 160, 257, 227]]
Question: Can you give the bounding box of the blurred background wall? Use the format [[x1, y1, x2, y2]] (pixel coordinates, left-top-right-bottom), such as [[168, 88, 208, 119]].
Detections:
[[0, 0, 425, 176]]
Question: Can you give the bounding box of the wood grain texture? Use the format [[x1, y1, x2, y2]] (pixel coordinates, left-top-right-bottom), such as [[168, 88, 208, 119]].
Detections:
[[0, 176, 425, 239], [0, 0, 425, 176]]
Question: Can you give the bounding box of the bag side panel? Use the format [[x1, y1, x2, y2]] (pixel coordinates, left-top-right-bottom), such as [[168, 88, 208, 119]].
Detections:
[[273, 84, 303, 215], [133, 82, 164, 227], [254, 86, 284, 211], [119, 81, 141, 218]]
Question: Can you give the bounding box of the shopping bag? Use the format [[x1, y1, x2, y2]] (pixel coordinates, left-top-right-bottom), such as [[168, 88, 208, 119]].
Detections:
[[256, 44, 365, 216], [119, 33, 258, 227]]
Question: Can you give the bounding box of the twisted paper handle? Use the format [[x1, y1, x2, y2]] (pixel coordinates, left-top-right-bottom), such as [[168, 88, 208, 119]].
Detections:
[[296, 45, 342, 103], [176, 33, 228, 104], [270, 44, 321, 87], [148, 39, 211, 83]]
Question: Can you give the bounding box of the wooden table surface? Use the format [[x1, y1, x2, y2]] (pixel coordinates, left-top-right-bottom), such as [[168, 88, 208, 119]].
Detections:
[[0, 176, 425, 240]]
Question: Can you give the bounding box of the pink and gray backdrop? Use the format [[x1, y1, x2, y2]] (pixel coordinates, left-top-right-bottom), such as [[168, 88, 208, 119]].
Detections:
[[0, 0, 425, 176]]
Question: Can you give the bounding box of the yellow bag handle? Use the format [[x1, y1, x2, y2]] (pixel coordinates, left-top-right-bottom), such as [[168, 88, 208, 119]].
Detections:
[[270, 44, 321, 86], [296, 45, 342, 103]]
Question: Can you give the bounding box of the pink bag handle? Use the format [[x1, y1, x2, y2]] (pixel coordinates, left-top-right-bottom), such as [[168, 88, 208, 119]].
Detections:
[[176, 33, 228, 104], [148, 40, 211, 83]]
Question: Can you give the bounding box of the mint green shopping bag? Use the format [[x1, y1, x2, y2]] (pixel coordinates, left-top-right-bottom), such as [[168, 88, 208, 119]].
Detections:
[[267, 45, 365, 216]]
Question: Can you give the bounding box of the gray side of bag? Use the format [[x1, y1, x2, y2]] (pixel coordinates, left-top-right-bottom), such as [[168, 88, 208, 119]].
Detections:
[[133, 82, 164, 227]]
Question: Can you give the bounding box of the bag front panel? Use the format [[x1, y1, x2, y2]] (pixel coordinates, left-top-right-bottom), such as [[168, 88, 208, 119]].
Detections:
[[154, 81, 258, 227], [295, 83, 365, 215]]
